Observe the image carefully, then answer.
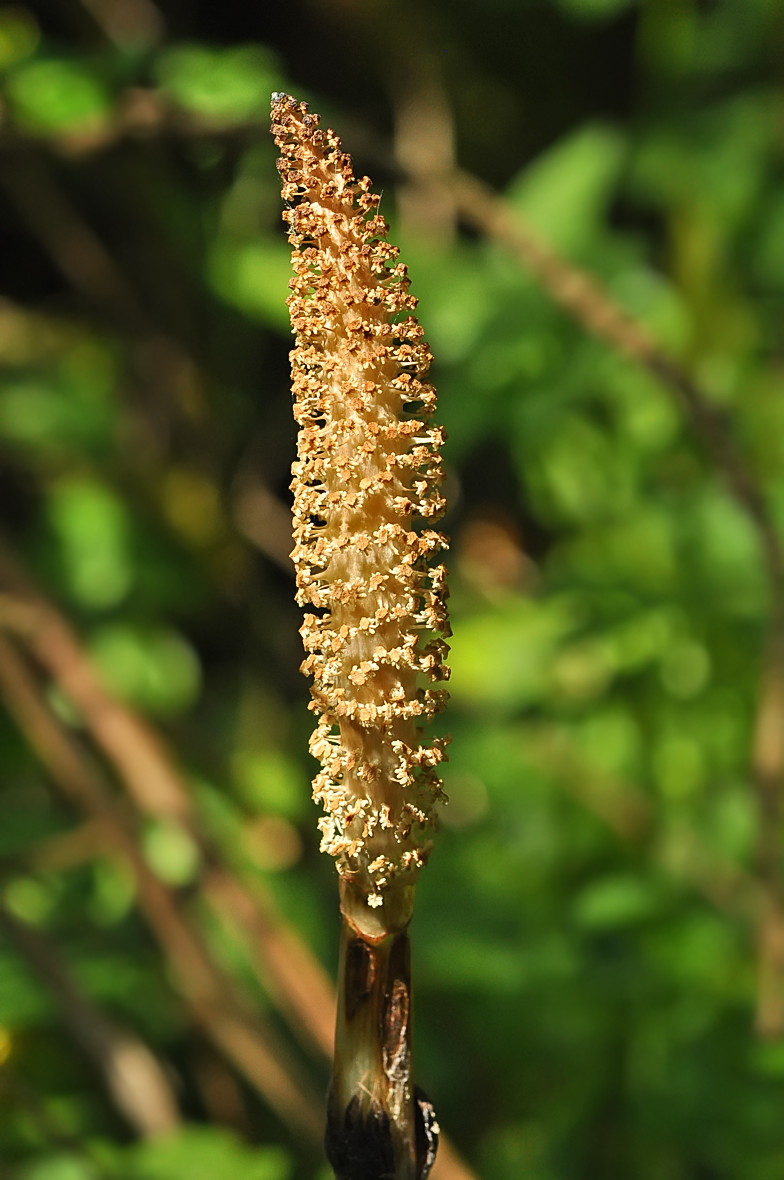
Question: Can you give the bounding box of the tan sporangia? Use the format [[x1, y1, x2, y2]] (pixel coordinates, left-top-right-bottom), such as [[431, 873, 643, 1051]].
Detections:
[[272, 93, 451, 917]]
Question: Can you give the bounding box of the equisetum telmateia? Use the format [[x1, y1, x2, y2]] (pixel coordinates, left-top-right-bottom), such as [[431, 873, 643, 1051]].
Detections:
[[271, 94, 451, 1180]]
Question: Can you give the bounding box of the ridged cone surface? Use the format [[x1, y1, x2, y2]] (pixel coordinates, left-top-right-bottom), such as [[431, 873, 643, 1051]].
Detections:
[[272, 94, 451, 910]]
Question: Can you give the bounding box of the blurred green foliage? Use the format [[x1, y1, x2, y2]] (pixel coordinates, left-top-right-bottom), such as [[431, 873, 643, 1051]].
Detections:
[[1, 1, 784, 1178]]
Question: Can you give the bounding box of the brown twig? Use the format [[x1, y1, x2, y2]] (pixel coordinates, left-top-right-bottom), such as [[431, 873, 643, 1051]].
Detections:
[[233, 479, 297, 575], [201, 868, 335, 1059], [191, 1040, 252, 1134], [0, 631, 323, 1142], [392, 46, 457, 246], [23, 819, 109, 873], [78, 0, 164, 49], [0, 905, 181, 1138]]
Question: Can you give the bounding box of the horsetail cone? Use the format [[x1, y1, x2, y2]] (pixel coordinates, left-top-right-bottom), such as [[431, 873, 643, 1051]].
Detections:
[[272, 94, 451, 942], [273, 93, 449, 1180]]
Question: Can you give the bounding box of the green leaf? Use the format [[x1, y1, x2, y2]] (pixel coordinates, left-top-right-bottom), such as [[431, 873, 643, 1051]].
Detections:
[[143, 820, 201, 886], [89, 858, 135, 926], [0, 7, 39, 71], [506, 123, 626, 253], [527, 413, 632, 525], [753, 188, 784, 287], [207, 240, 292, 332], [573, 874, 662, 929], [48, 480, 132, 609], [407, 246, 496, 364], [155, 44, 283, 123], [88, 624, 201, 716], [0, 376, 113, 453], [6, 59, 110, 133], [129, 1125, 292, 1180], [233, 749, 309, 819], [448, 595, 581, 711], [687, 487, 765, 615], [20, 1156, 98, 1180], [0, 950, 50, 1026], [422, 935, 526, 993]]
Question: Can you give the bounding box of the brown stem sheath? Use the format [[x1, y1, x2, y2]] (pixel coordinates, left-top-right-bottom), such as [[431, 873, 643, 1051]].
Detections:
[[327, 922, 414, 1180]]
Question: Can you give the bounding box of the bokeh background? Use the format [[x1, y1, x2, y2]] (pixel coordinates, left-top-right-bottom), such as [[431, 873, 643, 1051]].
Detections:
[[2, 1, 784, 1178]]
